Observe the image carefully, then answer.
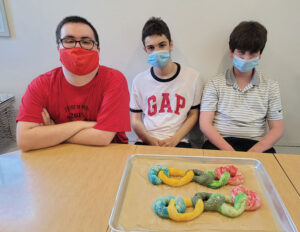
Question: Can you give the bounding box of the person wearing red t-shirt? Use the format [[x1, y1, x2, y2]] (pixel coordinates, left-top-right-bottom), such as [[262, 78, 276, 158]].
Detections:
[[16, 16, 130, 151]]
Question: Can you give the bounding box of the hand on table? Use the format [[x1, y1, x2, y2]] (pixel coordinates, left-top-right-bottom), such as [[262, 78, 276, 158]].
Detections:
[[147, 136, 161, 146], [158, 136, 180, 147]]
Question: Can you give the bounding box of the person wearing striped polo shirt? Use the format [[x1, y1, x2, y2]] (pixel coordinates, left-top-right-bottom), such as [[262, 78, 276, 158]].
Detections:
[[200, 21, 284, 153]]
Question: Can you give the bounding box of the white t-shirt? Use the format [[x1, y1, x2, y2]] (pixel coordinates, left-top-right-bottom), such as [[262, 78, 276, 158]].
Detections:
[[130, 63, 203, 142]]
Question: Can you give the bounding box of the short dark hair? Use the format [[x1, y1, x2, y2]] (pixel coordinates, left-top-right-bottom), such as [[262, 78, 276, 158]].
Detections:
[[55, 16, 99, 47], [229, 21, 267, 54], [142, 17, 171, 45]]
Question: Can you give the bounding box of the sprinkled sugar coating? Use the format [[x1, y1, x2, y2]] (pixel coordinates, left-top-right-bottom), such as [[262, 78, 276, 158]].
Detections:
[[215, 165, 244, 185], [192, 192, 224, 211], [192, 192, 247, 218], [148, 165, 233, 189], [168, 197, 204, 221], [193, 169, 230, 189], [148, 165, 169, 185], [231, 185, 262, 211], [219, 192, 247, 217], [153, 195, 204, 221], [150, 165, 260, 221], [192, 170, 215, 185], [153, 196, 185, 218]]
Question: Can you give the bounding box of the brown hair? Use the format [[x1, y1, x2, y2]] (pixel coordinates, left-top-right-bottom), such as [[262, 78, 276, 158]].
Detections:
[[229, 21, 267, 54]]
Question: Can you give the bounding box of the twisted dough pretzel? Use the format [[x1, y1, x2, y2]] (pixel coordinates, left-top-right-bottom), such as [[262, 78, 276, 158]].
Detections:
[[192, 192, 247, 218], [148, 165, 194, 187], [215, 165, 244, 185], [168, 197, 204, 221], [153, 196, 186, 218], [148, 165, 243, 189], [153, 195, 204, 221], [192, 169, 230, 189], [231, 185, 262, 211], [148, 165, 169, 185], [158, 168, 194, 187], [153, 187, 261, 221]]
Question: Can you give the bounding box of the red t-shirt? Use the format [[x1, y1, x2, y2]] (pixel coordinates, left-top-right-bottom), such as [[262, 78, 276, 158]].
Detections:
[[17, 66, 131, 143]]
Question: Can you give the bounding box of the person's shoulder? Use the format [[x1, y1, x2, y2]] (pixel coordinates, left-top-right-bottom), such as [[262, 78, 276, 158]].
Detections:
[[207, 72, 226, 84], [201, 72, 226, 93], [256, 71, 279, 87], [99, 65, 126, 81], [179, 64, 201, 81], [180, 65, 200, 76], [132, 68, 151, 84], [97, 66, 129, 91], [29, 67, 62, 88], [214, 70, 227, 79]]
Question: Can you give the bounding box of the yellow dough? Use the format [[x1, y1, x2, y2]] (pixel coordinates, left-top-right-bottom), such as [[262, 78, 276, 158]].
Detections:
[[168, 197, 204, 221], [158, 168, 194, 187]]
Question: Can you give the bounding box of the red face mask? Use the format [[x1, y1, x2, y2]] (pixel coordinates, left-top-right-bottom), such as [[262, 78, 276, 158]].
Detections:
[[59, 47, 99, 75]]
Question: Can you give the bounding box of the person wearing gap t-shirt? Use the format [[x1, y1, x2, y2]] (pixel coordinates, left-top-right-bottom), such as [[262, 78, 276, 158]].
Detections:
[[130, 17, 203, 148], [16, 16, 130, 152]]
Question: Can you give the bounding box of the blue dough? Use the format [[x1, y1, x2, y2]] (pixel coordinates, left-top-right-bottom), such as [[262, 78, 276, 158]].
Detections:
[[148, 165, 169, 185], [153, 196, 186, 218]]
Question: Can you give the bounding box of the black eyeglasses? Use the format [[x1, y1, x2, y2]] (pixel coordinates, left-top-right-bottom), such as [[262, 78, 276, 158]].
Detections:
[[60, 38, 98, 50]]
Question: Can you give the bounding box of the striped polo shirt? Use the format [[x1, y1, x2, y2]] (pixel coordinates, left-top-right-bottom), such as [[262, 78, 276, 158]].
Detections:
[[201, 68, 283, 141]]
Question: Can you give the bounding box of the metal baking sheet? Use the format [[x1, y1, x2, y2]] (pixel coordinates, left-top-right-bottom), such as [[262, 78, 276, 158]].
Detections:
[[109, 154, 297, 232]]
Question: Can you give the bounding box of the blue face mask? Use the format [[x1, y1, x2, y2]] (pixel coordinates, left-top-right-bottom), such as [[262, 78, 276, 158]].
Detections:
[[147, 50, 170, 68], [233, 55, 259, 73]]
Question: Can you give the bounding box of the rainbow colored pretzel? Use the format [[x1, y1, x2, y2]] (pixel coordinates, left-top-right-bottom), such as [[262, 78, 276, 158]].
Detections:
[[153, 188, 259, 221], [153, 195, 204, 221], [148, 165, 244, 189], [192, 192, 247, 218]]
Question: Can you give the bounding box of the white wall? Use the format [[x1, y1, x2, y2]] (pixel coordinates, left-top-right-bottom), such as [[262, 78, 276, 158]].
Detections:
[[1, 0, 299, 145]]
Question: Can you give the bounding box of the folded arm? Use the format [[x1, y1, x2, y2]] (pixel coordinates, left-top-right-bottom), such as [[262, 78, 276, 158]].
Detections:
[[199, 111, 235, 151], [66, 128, 116, 146], [248, 119, 285, 153], [17, 120, 96, 152], [17, 108, 115, 151], [41, 108, 115, 146]]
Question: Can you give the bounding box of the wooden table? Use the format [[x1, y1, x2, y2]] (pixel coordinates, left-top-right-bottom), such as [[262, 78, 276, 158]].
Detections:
[[0, 144, 299, 232], [275, 153, 300, 195], [0, 144, 135, 232]]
